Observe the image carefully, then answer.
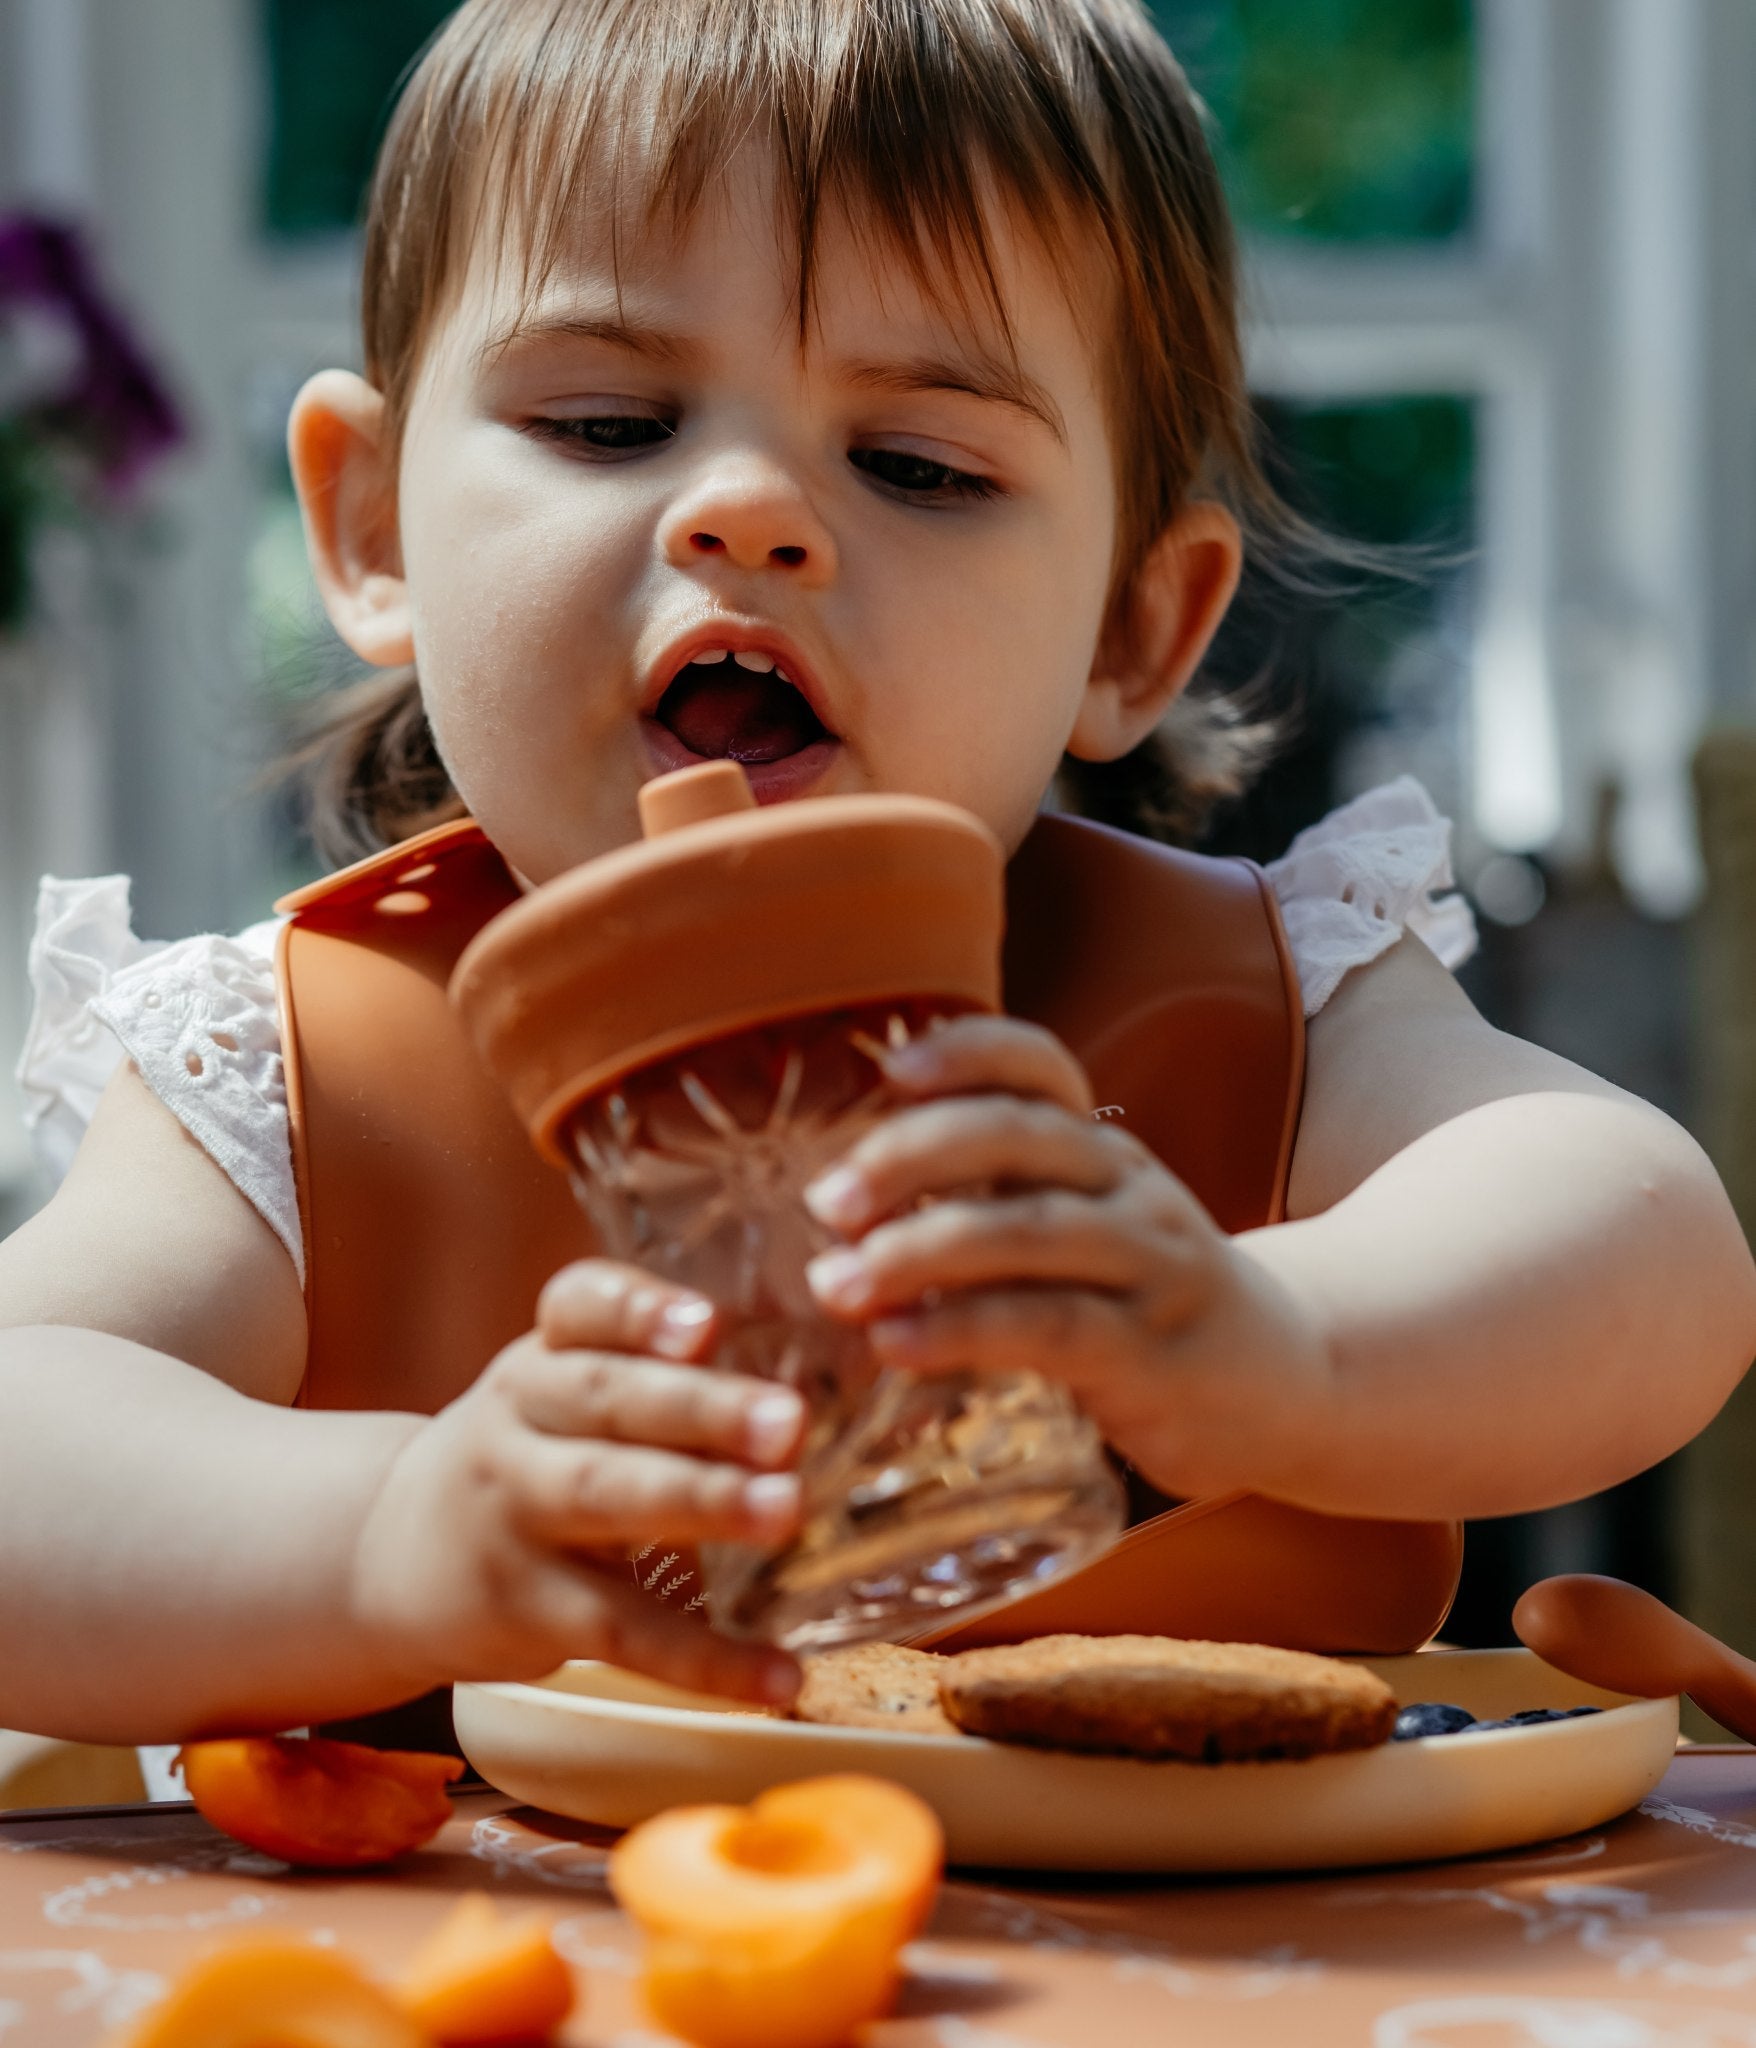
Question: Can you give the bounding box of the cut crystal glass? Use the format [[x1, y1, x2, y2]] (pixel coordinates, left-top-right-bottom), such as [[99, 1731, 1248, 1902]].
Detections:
[[563, 999, 1125, 1648]]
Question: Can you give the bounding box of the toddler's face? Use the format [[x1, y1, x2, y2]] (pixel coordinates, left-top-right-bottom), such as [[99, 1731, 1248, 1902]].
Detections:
[[341, 153, 1184, 882]]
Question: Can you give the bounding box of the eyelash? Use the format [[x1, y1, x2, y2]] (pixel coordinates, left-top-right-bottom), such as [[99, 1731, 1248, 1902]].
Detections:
[[528, 414, 676, 452], [527, 415, 1000, 504], [848, 447, 999, 504]]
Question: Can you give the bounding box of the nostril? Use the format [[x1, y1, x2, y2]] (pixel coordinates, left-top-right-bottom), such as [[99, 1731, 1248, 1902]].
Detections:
[[771, 545, 806, 567], [690, 531, 724, 554]]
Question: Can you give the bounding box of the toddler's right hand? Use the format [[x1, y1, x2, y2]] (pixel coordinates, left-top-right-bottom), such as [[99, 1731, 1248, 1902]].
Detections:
[[349, 1260, 804, 1708]]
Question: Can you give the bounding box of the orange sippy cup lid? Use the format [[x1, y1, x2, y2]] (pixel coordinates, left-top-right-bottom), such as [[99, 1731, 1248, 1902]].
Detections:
[[450, 761, 1006, 1163]]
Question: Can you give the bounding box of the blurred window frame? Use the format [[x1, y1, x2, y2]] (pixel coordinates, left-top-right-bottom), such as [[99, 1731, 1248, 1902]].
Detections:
[[1248, 0, 1756, 915]]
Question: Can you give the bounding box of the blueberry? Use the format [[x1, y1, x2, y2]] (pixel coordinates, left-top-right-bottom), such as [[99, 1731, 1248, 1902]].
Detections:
[[1392, 1701, 1478, 1741], [1471, 1706, 1604, 1733]]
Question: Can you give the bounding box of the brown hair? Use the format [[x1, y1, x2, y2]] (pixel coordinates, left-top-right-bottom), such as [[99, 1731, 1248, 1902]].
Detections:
[[288, 0, 1298, 865]]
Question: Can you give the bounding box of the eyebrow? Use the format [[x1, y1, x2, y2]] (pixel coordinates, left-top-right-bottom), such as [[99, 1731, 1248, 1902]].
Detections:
[[474, 315, 1067, 445], [839, 352, 1067, 445], [474, 312, 698, 369]]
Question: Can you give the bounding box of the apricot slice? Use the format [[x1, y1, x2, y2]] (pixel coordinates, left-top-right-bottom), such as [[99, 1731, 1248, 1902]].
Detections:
[[115, 1938, 431, 2048], [609, 1774, 943, 2048], [177, 1736, 464, 1867], [396, 1891, 576, 2044]]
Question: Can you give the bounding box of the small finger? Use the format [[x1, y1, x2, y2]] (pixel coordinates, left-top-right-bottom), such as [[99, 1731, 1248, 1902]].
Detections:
[[511, 1348, 804, 1466], [506, 1343, 803, 1474], [558, 1570, 801, 1707], [511, 1437, 803, 1550], [807, 1191, 1161, 1318], [537, 1259, 718, 1362], [873, 1014, 1094, 1116], [520, 1563, 800, 1706], [865, 1285, 1134, 1396], [805, 1096, 1124, 1235]]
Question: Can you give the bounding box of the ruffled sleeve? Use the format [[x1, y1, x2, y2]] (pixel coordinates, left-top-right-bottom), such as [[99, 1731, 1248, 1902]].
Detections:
[[1265, 776, 1477, 1017], [17, 876, 156, 1184], [15, 876, 303, 1280]]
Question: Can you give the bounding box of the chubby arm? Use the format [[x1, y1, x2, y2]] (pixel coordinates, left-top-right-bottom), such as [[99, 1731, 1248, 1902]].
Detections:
[[1235, 935, 1756, 1515], [0, 1065, 801, 1741], [0, 1062, 419, 1736]]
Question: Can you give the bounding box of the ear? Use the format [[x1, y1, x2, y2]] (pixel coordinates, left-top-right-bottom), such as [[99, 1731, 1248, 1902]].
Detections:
[[287, 369, 414, 668], [1067, 501, 1243, 762]]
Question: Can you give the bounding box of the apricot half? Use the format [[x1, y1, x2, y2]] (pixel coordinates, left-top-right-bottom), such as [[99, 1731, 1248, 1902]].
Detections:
[[396, 1891, 576, 2044], [178, 1736, 464, 1867], [609, 1774, 943, 2048], [115, 1938, 430, 2048]]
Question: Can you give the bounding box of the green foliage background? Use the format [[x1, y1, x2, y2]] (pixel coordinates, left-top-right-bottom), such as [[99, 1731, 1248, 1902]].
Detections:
[[262, 0, 457, 237], [1151, 0, 1474, 244]]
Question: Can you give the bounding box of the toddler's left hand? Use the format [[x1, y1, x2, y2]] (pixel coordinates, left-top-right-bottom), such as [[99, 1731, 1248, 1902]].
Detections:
[[803, 1014, 1329, 1502]]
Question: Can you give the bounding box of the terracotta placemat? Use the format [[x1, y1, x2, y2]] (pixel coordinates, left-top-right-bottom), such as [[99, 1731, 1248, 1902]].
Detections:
[[6, 1754, 1756, 2045]]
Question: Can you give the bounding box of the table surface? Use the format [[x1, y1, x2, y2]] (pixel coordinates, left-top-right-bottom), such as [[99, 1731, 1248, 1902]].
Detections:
[[6, 1751, 1756, 2046]]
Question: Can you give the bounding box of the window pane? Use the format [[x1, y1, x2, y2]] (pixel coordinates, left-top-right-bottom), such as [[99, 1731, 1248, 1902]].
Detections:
[[261, 0, 456, 238], [1151, 0, 1475, 245]]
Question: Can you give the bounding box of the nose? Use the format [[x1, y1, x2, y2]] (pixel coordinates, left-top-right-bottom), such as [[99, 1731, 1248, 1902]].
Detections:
[[658, 450, 837, 586]]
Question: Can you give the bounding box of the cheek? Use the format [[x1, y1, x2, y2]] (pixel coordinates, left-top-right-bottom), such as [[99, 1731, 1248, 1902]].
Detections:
[[876, 499, 1111, 835], [398, 430, 639, 726], [851, 625, 1089, 856]]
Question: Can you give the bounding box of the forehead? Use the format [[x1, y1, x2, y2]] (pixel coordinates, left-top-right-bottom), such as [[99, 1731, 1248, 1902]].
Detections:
[[426, 136, 1108, 398]]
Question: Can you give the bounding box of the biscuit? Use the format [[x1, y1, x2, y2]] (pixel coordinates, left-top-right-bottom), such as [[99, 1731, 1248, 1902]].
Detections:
[[936, 1634, 1397, 1761], [792, 1643, 957, 1736]]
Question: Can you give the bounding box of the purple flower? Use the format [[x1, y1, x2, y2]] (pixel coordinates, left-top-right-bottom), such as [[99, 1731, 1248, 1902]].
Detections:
[[0, 212, 186, 495]]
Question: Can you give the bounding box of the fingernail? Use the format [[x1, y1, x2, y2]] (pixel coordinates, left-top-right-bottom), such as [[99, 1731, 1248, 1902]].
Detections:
[[746, 1389, 803, 1463], [806, 1247, 873, 1310], [653, 1295, 715, 1360], [804, 1165, 868, 1228], [871, 1314, 924, 1361], [743, 1472, 801, 1525]]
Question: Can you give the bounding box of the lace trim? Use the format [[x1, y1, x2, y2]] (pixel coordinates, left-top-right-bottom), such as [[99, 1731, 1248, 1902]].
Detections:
[[1265, 775, 1477, 1017]]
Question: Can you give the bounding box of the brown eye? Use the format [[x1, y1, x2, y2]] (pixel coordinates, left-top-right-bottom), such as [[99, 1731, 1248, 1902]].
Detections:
[[534, 415, 676, 452], [850, 447, 997, 502]]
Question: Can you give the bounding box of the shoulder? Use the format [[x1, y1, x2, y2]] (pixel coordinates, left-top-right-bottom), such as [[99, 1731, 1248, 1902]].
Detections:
[[0, 1058, 307, 1402], [1287, 911, 1625, 1218]]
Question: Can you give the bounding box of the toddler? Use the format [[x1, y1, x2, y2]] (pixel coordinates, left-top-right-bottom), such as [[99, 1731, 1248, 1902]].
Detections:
[[3, 0, 1753, 1745]]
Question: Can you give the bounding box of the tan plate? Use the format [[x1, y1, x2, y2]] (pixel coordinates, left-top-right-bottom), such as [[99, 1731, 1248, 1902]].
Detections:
[[455, 1646, 1676, 1873]]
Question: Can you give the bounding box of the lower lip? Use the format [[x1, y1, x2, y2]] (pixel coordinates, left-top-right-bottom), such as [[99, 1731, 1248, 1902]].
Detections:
[[640, 718, 842, 804]]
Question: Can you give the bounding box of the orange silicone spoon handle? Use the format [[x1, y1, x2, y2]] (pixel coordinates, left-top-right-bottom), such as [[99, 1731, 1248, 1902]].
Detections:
[[1513, 1573, 1756, 1741]]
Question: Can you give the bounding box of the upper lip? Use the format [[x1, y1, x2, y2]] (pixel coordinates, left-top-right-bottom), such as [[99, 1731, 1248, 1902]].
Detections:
[[639, 622, 840, 739]]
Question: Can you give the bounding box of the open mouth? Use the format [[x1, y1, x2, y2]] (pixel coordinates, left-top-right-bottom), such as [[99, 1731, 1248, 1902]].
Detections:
[[654, 649, 834, 765]]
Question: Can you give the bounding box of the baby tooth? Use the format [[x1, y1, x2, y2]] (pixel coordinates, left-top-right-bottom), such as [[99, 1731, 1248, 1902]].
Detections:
[[694, 647, 730, 664], [732, 649, 776, 673]]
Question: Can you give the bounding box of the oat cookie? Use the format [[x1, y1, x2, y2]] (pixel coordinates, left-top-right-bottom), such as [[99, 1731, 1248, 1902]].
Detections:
[[937, 1634, 1398, 1761], [792, 1643, 957, 1736]]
